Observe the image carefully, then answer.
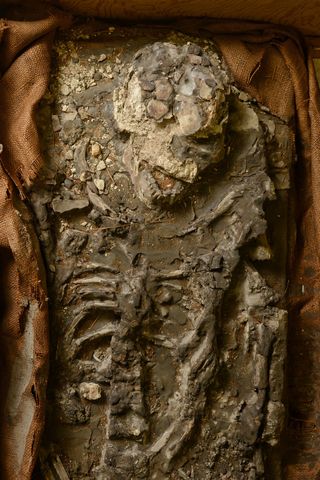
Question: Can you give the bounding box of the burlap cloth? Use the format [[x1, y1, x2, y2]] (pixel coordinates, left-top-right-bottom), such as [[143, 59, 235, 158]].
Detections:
[[0, 5, 319, 480]]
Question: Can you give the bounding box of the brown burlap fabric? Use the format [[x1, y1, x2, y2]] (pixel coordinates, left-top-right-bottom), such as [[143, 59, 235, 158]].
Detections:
[[0, 6, 319, 479], [0, 8, 70, 480]]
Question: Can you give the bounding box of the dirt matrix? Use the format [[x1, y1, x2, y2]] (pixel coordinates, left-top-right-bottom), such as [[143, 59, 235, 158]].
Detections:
[[32, 26, 294, 480]]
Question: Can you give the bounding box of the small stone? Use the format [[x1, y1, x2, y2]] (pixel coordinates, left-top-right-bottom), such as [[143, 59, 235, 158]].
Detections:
[[96, 160, 106, 171], [79, 382, 102, 401], [70, 78, 79, 90], [91, 143, 101, 157], [94, 72, 102, 81], [60, 117, 83, 145], [94, 178, 105, 191], [188, 44, 202, 55], [80, 171, 91, 182], [98, 53, 107, 62], [71, 53, 79, 63], [147, 99, 169, 120], [52, 197, 89, 214], [158, 288, 173, 304], [175, 101, 201, 135], [173, 71, 183, 83], [160, 306, 169, 317], [52, 115, 61, 132], [202, 56, 211, 67], [65, 150, 73, 160], [155, 79, 173, 101], [188, 54, 202, 65], [74, 141, 88, 173], [239, 91, 250, 102], [88, 209, 101, 224], [59, 229, 88, 255], [199, 80, 213, 100], [64, 179, 73, 188], [205, 78, 217, 89], [60, 84, 70, 96], [140, 80, 155, 92]]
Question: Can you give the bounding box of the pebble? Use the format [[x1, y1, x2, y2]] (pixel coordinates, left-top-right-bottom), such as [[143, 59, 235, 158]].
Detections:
[[173, 70, 183, 83], [64, 178, 73, 188], [155, 79, 173, 101], [202, 56, 211, 67], [147, 99, 169, 120], [94, 178, 105, 191], [79, 382, 102, 401], [52, 115, 61, 132], [94, 72, 102, 81], [70, 78, 79, 90], [80, 171, 91, 182], [158, 288, 173, 304], [91, 143, 101, 157], [65, 150, 74, 160], [199, 81, 213, 100], [97, 160, 106, 171], [71, 53, 79, 63], [60, 84, 70, 96], [205, 78, 217, 89], [239, 91, 250, 102], [140, 80, 155, 92], [188, 44, 202, 55], [52, 197, 89, 214], [98, 53, 107, 62], [188, 54, 202, 65], [160, 306, 169, 317], [60, 111, 78, 125]]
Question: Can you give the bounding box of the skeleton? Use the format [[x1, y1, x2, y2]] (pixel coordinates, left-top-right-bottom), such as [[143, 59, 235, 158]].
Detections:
[[32, 36, 291, 479]]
